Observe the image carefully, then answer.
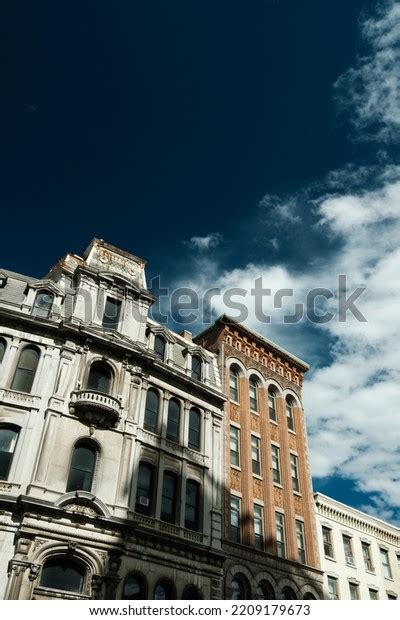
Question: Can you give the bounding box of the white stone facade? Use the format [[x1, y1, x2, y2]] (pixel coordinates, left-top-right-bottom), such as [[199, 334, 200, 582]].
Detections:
[[315, 493, 400, 600], [0, 239, 226, 600]]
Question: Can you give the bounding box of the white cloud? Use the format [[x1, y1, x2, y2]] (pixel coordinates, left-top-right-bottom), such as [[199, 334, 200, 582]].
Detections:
[[258, 194, 301, 224], [183, 232, 223, 251]]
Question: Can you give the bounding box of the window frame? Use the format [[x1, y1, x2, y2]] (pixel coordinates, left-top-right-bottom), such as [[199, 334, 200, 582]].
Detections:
[[191, 355, 202, 382], [39, 557, 86, 595], [66, 441, 98, 493], [135, 461, 155, 515], [275, 511, 286, 559], [251, 435, 261, 476], [361, 541, 374, 572], [166, 398, 181, 442], [0, 338, 6, 365], [153, 335, 166, 362], [296, 519, 306, 564], [160, 470, 179, 524], [86, 361, 113, 394], [271, 444, 281, 485], [143, 388, 160, 434], [230, 495, 241, 543], [122, 572, 148, 600], [268, 388, 277, 422], [0, 425, 20, 481], [342, 535, 355, 566], [229, 367, 240, 402], [102, 296, 122, 329], [184, 479, 201, 531], [290, 453, 300, 492], [249, 378, 259, 412], [31, 290, 54, 319], [380, 548, 392, 579], [327, 576, 338, 600], [286, 398, 295, 432], [230, 425, 240, 467], [188, 407, 201, 451], [11, 346, 40, 394], [253, 503, 264, 550], [322, 526, 334, 558]]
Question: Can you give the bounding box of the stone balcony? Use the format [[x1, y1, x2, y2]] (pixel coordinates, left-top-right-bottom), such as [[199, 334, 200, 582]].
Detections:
[[70, 390, 121, 427]]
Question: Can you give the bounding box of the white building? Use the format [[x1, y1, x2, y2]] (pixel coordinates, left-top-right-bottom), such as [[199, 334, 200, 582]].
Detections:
[[315, 492, 400, 600], [0, 239, 226, 600]]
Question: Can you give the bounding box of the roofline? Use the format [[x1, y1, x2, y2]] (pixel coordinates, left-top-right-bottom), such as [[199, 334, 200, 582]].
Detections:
[[194, 314, 310, 371], [83, 238, 147, 267], [314, 492, 400, 533]]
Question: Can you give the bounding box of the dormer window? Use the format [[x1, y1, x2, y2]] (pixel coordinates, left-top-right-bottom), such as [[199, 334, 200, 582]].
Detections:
[[154, 335, 166, 362], [191, 355, 202, 381], [32, 291, 54, 318], [102, 297, 121, 329]]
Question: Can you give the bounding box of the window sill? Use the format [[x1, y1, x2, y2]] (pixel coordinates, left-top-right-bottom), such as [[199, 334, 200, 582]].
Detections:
[[273, 482, 283, 489], [231, 465, 241, 472], [325, 555, 337, 562], [293, 490, 302, 497], [230, 399, 240, 406], [269, 419, 278, 426], [253, 473, 263, 481], [288, 429, 296, 435], [345, 562, 357, 569]]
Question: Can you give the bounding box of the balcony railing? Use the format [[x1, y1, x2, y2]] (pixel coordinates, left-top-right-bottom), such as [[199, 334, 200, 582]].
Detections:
[[71, 390, 121, 427]]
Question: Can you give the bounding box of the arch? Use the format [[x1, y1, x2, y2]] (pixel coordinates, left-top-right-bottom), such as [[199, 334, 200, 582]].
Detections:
[[280, 586, 297, 600], [66, 440, 98, 493], [188, 407, 201, 450], [0, 338, 6, 364], [228, 573, 251, 600], [144, 388, 160, 433], [153, 578, 176, 600], [182, 585, 202, 600], [256, 579, 275, 600], [122, 572, 148, 600], [298, 584, 321, 600], [39, 557, 86, 594], [135, 461, 155, 515], [0, 424, 20, 480], [303, 592, 316, 600], [55, 491, 110, 518], [166, 398, 181, 442], [11, 346, 40, 393], [32, 290, 54, 318], [86, 361, 113, 394], [191, 355, 202, 381], [154, 335, 166, 362]]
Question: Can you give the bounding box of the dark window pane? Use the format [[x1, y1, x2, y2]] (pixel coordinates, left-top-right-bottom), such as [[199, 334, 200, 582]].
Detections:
[[185, 480, 200, 531], [182, 586, 202, 600], [0, 340, 6, 364], [102, 298, 122, 329], [123, 574, 146, 600], [161, 472, 178, 523], [135, 463, 154, 515], [87, 363, 112, 393], [32, 292, 54, 318], [230, 369, 239, 401], [191, 356, 202, 381], [40, 558, 85, 594], [0, 427, 18, 480], [268, 390, 277, 421], [11, 347, 40, 393], [230, 578, 244, 600], [154, 580, 174, 600], [154, 336, 166, 361], [67, 445, 96, 492], [167, 400, 180, 441], [144, 389, 159, 433], [188, 408, 201, 450]]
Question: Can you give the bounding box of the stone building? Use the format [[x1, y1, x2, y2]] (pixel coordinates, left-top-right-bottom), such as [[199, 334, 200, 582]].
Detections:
[[314, 493, 400, 600], [194, 315, 324, 600], [0, 239, 226, 600]]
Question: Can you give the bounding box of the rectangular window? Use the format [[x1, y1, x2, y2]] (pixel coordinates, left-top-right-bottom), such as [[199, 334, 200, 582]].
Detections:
[[229, 370, 239, 402], [160, 471, 178, 524], [251, 435, 261, 476], [275, 512, 286, 559], [254, 504, 264, 550], [271, 445, 281, 484], [322, 526, 334, 558], [102, 297, 122, 329], [290, 453, 300, 492], [349, 583, 359, 600], [380, 548, 392, 579], [296, 520, 306, 564], [369, 589, 379, 600], [362, 542, 374, 572], [327, 576, 338, 600], [286, 401, 295, 431], [249, 382, 258, 411], [230, 426, 240, 467], [343, 535, 355, 566], [268, 392, 277, 422], [230, 495, 241, 543]]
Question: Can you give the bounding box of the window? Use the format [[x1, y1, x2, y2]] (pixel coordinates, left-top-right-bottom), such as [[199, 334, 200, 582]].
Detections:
[[40, 558, 85, 594], [387, 593, 397, 600], [182, 585, 202, 600], [286, 398, 295, 431], [268, 388, 277, 422], [185, 480, 200, 531], [0, 427, 19, 480], [296, 520, 306, 564], [275, 512, 286, 558], [380, 548, 392, 579], [230, 577, 246, 600], [327, 576, 338, 600], [154, 336, 166, 361], [369, 589, 379, 600], [349, 583, 359, 600], [87, 362, 112, 393], [271, 445, 281, 484], [0, 339, 6, 364], [249, 378, 258, 411], [166, 399, 180, 442], [11, 346, 40, 393], [343, 535, 355, 566], [251, 435, 261, 476], [135, 462, 154, 515], [66, 442, 97, 492], [230, 495, 241, 543], [322, 526, 334, 558], [362, 542, 374, 572], [254, 504, 264, 550], [281, 587, 296, 600], [256, 581, 275, 600], [154, 579, 175, 600], [161, 471, 178, 524], [32, 291, 54, 318], [144, 389, 160, 433], [229, 367, 239, 402], [230, 426, 240, 467], [290, 453, 300, 492], [102, 297, 121, 329], [122, 573, 147, 600], [397, 553, 400, 569], [191, 355, 202, 381], [188, 408, 201, 450]]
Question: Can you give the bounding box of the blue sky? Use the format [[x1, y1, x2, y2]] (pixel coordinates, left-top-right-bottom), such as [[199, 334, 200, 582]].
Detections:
[[1, 1, 400, 523]]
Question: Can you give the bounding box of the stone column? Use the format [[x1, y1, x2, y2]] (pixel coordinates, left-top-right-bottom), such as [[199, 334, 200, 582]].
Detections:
[[33, 412, 59, 484]]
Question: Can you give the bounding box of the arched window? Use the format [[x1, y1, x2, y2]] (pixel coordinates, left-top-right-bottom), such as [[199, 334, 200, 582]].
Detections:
[[153, 579, 175, 600], [154, 336, 166, 362], [303, 592, 316, 600], [166, 399, 181, 442], [0, 426, 19, 480], [185, 480, 201, 531], [135, 462, 154, 515], [144, 389, 160, 433], [122, 573, 147, 600], [87, 362, 112, 394], [256, 580, 275, 600], [11, 346, 40, 393], [286, 397, 295, 431], [281, 587, 297, 600], [229, 366, 239, 402], [40, 557, 85, 594], [182, 585, 202, 600], [188, 408, 201, 451], [191, 355, 202, 381], [0, 339, 6, 364], [160, 471, 178, 523], [249, 377, 259, 411], [66, 442, 97, 493], [230, 574, 250, 600], [268, 387, 277, 422], [32, 290, 54, 318]]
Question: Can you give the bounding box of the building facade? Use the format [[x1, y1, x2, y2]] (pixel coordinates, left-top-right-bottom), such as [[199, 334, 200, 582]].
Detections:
[[0, 239, 226, 600], [195, 316, 324, 600], [315, 493, 400, 600]]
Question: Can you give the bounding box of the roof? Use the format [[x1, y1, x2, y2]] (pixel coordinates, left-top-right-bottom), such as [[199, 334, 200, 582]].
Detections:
[[0, 268, 39, 284]]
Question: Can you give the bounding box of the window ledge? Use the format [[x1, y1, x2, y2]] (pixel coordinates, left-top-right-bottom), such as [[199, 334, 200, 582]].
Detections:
[[231, 465, 241, 472], [273, 482, 283, 489], [269, 419, 278, 426], [325, 555, 337, 562], [288, 429, 296, 435], [293, 490, 302, 497], [253, 474, 263, 481]]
